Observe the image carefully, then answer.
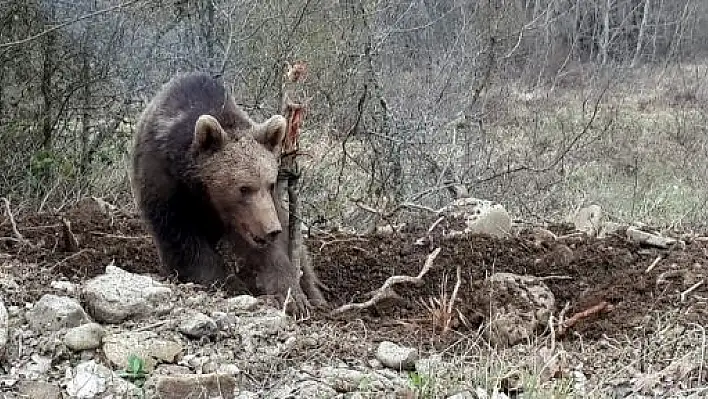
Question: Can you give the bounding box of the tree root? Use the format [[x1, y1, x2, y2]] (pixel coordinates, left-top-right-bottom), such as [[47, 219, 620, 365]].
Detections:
[[331, 247, 441, 316]]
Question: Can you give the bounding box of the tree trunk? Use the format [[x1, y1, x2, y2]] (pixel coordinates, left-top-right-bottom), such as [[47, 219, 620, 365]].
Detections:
[[631, 0, 650, 67]]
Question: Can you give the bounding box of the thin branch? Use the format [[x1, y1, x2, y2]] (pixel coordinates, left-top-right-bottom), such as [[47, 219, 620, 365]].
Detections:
[[1, 197, 25, 243], [331, 247, 441, 315], [0, 0, 144, 49]]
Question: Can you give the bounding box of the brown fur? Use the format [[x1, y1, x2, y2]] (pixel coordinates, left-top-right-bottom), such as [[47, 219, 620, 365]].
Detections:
[[131, 72, 315, 314]]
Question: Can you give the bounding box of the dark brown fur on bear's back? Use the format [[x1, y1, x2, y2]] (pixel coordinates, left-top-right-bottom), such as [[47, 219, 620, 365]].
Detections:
[[131, 73, 243, 284]]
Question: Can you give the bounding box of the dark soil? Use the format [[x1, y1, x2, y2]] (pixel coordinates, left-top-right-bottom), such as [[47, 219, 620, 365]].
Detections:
[[2, 199, 707, 344]]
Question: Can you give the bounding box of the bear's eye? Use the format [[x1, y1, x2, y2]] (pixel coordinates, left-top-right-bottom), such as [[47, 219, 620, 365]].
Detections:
[[240, 186, 254, 196]]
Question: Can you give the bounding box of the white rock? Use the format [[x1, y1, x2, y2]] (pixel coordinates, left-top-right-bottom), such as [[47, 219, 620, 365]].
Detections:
[[440, 197, 512, 238], [626, 227, 678, 249], [50, 280, 78, 294], [178, 312, 218, 338], [375, 341, 418, 370], [102, 331, 183, 372], [64, 322, 105, 351], [572, 205, 603, 236], [26, 294, 90, 332], [227, 295, 260, 311], [65, 360, 109, 398], [82, 265, 173, 323]]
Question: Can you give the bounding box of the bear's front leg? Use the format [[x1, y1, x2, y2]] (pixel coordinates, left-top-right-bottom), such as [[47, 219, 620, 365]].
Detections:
[[249, 247, 310, 317], [154, 232, 226, 286]]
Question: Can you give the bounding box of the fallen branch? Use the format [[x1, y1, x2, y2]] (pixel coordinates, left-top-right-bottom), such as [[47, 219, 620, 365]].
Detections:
[[557, 301, 614, 337], [89, 231, 151, 240], [645, 256, 662, 273], [331, 247, 441, 316], [47, 249, 95, 273], [1, 197, 28, 244], [681, 280, 704, 302]]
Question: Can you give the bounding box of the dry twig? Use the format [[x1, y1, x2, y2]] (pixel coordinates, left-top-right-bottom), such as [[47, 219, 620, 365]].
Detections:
[[681, 280, 704, 302], [2, 197, 24, 242], [557, 301, 614, 337], [332, 247, 441, 316], [645, 256, 662, 273]]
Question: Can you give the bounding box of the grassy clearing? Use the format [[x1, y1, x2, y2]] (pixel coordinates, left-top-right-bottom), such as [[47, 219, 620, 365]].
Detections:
[[401, 308, 707, 398]]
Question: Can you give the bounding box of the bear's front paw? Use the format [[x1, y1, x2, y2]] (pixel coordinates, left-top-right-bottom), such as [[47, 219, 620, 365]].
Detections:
[[258, 273, 310, 317]]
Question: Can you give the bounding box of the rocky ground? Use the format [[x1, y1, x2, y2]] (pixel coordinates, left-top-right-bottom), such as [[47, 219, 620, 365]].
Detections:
[[0, 198, 707, 398]]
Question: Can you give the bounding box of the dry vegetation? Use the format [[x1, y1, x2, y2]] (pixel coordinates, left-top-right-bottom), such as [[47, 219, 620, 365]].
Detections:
[[1, 1, 708, 398]]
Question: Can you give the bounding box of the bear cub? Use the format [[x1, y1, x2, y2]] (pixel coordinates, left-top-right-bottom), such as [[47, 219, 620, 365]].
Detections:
[[131, 72, 323, 314]]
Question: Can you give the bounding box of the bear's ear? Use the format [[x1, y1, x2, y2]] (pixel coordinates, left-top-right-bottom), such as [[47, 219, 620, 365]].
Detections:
[[251, 115, 287, 155], [193, 115, 228, 153]]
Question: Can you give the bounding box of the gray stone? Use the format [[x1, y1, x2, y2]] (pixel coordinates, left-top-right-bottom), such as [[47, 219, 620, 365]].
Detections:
[[318, 367, 371, 392], [483, 273, 555, 347], [238, 310, 290, 337], [227, 295, 259, 312], [145, 373, 237, 399], [82, 265, 173, 323], [268, 380, 337, 399], [626, 227, 678, 249], [375, 341, 418, 371], [211, 311, 233, 330], [103, 331, 183, 372], [64, 322, 105, 351], [17, 381, 62, 399], [26, 294, 90, 332], [15, 354, 52, 379], [572, 205, 603, 236], [178, 311, 218, 338]]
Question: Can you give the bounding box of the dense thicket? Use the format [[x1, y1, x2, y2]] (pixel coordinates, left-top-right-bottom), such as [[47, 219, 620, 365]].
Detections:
[[2, 0, 707, 226]]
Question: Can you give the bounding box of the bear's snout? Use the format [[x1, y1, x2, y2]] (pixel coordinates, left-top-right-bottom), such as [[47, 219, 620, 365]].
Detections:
[[265, 227, 282, 241]]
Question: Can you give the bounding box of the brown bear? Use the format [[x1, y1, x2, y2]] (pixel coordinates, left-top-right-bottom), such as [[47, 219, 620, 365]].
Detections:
[[131, 72, 324, 315]]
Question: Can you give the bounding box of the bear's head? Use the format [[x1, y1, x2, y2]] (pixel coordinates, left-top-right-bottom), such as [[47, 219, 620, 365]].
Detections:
[[191, 114, 287, 248]]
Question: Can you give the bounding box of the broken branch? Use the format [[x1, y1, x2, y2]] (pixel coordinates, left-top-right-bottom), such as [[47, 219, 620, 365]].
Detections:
[[331, 247, 441, 316], [557, 301, 614, 337], [1, 197, 27, 244]]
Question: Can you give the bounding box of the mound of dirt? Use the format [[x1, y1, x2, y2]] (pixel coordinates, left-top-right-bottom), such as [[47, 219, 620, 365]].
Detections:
[[2, 200, 707, 343]]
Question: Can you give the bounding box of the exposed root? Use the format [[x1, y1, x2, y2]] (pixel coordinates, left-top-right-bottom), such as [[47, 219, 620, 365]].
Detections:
[[557, 301, 614, 338], [331, 247, 441, 316]]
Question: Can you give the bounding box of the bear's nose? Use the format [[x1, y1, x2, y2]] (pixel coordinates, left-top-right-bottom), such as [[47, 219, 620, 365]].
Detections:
[[266, 229, 281, 242]]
